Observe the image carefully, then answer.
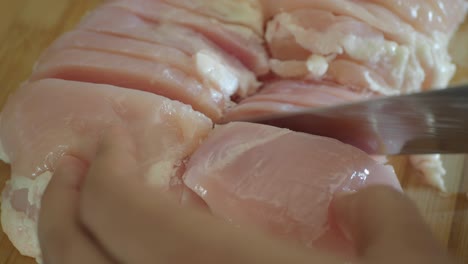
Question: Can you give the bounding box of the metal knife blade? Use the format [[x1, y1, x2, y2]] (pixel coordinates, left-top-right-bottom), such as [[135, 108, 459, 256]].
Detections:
[[227, 84, 468, 155]]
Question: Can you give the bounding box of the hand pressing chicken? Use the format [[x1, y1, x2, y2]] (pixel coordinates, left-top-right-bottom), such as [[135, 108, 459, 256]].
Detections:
[[37, 126, 456, 264]]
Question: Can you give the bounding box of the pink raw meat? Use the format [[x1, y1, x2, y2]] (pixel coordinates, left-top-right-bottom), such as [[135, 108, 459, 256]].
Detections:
[[77, 5, 261, 98], [0, 79, 212, 261], [107, 0, 270, 75], [160, 0, 264, 35], [262, 1, 466, 95], [264, 8, 434, 95], [224, 80, 369, 121], [260, 0, 466, 38], [260, 1, 466, 191], [183, 122, 402, 258], [31, 49, 225, 120], [358, 0, 467, 35], [39, 30, 197, 80], [0, 0, 466, 262], [260, 0, 412, 37]]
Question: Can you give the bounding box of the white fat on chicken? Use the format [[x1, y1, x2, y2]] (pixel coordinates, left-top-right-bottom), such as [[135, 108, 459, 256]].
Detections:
[[306, 55, 330, 78], [265, 10, 440, 95], [416, 31, 457, 89], [269, 55, 330, 80], [269, 59, 309, 78], [145, 159, 182, 188], [410, 154, 447, 192], [196, 50, 241, 97], [1, 172, 52, 262], [195, 46, 262, 97]]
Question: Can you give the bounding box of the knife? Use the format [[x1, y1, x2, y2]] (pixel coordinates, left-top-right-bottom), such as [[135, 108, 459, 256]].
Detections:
[[224, 84, 468, 155]]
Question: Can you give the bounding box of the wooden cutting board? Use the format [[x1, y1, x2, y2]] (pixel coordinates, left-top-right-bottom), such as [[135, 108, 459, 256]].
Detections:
[[0, 0, 467, 263]]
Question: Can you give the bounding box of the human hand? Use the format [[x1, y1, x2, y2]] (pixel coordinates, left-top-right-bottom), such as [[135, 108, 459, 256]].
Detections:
[[38, 127, 457, 264]]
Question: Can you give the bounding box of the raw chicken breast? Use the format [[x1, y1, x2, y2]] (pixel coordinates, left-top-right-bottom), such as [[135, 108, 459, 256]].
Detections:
[[358, 0, 467, 36], [224, 80, 369, 121], [39, 30, 258, 100], [77, 6, 261, 98], [260, 0, 418, 37], [30, 49, 225, 120], [261, 0, 467, 37], [264, 8, 452, 95], [1, 0, 465, 261], [183, 122, 401, 258], [257, 1, 466, 191], [0, 79, 212, 261], [107, 0, 270, 75], [39, 30, 199, 81], [161, 0, 264, 35]]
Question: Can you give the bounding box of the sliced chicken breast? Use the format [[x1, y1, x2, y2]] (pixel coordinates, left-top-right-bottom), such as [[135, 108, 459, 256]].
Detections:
[[107, 0, 270, 75], [184, 122, 402, 258]]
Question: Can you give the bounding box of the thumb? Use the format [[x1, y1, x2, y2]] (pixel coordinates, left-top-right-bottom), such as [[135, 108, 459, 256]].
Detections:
[[331, 185, 454, 264]]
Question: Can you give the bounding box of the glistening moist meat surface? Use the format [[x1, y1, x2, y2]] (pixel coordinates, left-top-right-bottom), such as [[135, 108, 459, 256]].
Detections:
[[227, 0, 467, 191], [0, 0, 466, 263], [183, 122, 401, 257]]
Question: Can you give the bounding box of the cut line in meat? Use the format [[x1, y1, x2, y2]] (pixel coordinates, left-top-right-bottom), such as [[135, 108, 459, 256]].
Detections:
[[106, 0, 270, 75], [183, 122, 402, 258], [77, 5, 263, 98], [31, 48, 226, 120]]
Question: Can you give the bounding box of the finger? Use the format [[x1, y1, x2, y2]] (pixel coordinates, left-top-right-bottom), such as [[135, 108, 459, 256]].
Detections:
[[80, 126, 344, 264], [38, 156, 114, 264], [80, 126, 146, 261], [332, 185, 454, 264], [81, 124, 138, 211]]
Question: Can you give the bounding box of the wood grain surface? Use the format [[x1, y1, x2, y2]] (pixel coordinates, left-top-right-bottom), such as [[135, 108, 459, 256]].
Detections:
[[0, 1, 467, 263]]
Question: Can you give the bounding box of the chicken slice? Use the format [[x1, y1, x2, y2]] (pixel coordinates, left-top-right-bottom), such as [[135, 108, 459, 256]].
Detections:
[[260, 0, 413, 36], [107, 0, 270, 76], [358, 0, 467, 36], [77, 5, 261, 98], [224, 80, 368, 121], [160, 0, 264, 35], [260, 0, 467, 37], [264, 8, 452, 95], [183, 122, 401, 258], [39, 30, 197, 82], [0, 78, 213, 261], [38, 29, 259, 118], [30, 49, 225, 120]]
